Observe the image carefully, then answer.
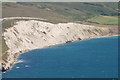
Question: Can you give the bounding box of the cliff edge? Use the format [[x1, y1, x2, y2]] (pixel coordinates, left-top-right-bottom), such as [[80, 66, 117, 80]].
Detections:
[[2, 19, 118, 71]]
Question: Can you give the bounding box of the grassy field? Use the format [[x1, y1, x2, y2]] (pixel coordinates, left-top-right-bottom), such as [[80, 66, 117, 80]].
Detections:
[[2, 2, 118, 23], [86, 16, 118, 25]]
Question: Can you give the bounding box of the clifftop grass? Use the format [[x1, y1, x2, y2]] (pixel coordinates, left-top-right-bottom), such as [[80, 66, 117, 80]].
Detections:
[[86, 16, 118, 25]]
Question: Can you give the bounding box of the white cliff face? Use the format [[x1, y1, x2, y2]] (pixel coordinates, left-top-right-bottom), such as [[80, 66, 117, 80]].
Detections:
[[3, 20, 109, 54], [2, 20, 112, 70]]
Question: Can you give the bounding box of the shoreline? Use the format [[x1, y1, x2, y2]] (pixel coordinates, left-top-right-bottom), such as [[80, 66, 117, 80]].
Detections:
[[2, 18, 119, 72], [3, 34, 118, 73]]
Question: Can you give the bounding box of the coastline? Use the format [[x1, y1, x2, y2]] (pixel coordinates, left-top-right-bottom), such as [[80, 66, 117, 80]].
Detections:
[[3, 34, 119, 72], [2, 18, 119, 72]]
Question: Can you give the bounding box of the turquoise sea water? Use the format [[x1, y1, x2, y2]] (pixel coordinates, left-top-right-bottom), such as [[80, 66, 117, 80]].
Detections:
[[2, 36, 118, 78]]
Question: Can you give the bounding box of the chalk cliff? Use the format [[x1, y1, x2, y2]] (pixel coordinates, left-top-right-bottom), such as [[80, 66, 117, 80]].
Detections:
[[2, 19, 118, 71]]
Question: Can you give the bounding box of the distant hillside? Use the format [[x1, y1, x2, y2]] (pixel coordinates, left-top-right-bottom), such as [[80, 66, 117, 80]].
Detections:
[[2, 2, 118, 24]]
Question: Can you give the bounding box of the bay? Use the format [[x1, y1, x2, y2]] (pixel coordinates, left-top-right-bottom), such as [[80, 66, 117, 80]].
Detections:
[[3, 36, 118, 78]]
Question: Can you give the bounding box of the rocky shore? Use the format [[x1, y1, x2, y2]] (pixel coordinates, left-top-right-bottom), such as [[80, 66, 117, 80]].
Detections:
[[1, 18, 119, 72]]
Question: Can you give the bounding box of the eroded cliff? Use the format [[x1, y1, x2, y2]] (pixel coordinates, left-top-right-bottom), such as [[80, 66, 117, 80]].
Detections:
[[2, 20, 118, 71]]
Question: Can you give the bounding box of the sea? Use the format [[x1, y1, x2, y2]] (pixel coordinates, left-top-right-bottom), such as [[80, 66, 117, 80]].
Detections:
[[2, 36, 118, 78]]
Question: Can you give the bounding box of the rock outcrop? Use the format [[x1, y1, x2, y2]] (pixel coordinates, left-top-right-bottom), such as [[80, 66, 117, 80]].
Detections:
[[2, 19, 118, 71]]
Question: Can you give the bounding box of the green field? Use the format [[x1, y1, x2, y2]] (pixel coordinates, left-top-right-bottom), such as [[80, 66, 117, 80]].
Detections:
[[86, 16, 118, 25]]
